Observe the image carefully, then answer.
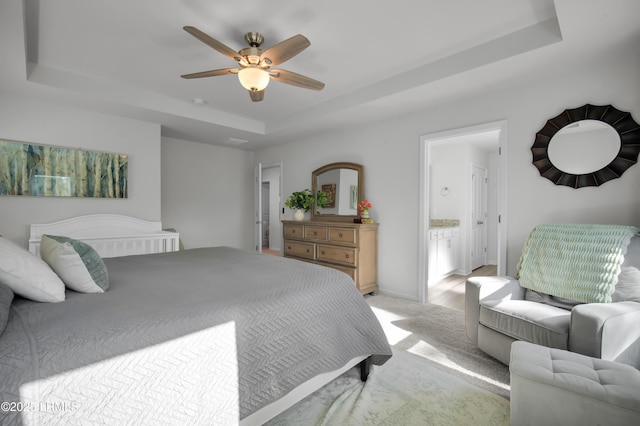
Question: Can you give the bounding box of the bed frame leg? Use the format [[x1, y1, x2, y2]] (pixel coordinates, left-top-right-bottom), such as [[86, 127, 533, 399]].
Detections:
[[359, 356, 372, 381]]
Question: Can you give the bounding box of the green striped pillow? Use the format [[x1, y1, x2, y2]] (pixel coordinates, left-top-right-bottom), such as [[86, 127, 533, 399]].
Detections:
[[40, 235, 109, 293]]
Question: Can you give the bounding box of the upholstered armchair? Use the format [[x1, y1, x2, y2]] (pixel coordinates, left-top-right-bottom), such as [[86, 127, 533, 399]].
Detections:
[[465, 225, 640, 369]]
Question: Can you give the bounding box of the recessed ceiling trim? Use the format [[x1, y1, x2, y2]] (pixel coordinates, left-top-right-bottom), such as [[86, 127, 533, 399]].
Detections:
[[26, 63, 267, 135], [267, 17, 563, 135], [225, 137, 248, 145]]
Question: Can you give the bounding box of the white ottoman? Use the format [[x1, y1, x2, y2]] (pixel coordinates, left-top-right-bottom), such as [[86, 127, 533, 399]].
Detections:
[[510, 341, 640, 426]]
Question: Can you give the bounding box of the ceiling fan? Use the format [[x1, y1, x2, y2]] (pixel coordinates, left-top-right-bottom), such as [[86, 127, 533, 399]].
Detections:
[[181, 26, 325, 102]]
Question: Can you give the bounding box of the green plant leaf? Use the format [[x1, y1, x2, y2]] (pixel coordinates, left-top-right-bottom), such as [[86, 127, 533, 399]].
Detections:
[[284, 189, 314, 212]]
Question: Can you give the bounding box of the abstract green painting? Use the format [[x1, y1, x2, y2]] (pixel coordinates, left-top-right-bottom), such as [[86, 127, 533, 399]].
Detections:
[[0, 139, 128, 198]]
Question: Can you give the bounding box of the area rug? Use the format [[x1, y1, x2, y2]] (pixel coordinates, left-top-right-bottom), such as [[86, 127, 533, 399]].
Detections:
[[266, 349, 509, 426], [366, 295, 510, 399]]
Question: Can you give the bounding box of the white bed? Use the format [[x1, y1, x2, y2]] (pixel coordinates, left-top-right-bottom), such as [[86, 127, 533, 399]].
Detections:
[[0, 214, 391, 425]]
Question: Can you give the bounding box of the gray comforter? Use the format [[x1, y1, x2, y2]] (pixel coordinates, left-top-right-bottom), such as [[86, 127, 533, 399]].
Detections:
[[0, 247, 391, 425]]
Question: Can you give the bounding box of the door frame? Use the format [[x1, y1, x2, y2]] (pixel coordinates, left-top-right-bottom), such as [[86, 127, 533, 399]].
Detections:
[[418, 120, 508, 303], [254, 162, 283, 253], [254, 163, 262, 253]]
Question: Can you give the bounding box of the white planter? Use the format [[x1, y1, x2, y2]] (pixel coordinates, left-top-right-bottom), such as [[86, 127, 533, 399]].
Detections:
[[293, 209, 305, 221]]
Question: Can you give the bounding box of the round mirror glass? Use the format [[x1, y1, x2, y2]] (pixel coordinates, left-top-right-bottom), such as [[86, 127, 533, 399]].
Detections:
[[547, 120, 620, 174]]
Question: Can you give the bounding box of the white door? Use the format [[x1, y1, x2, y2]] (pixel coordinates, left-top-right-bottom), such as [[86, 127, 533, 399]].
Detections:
[[471, 165, 487, 270], [254, 163, 262, 253], [262, 183, 270, 247]]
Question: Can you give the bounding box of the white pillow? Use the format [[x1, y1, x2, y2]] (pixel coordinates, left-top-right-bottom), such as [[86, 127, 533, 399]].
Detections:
[[0, 237, 65, 303], [40, 235, 109, 293]]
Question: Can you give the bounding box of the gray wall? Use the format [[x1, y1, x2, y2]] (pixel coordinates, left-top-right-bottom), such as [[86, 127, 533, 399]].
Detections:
[[161, 137, 254, 251], [0, 95, 161, 246]]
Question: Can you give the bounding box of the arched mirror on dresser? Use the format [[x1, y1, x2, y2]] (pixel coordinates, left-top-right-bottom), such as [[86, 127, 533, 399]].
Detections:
[[311, 162, 365, 222], [531, 104, 640, 188]]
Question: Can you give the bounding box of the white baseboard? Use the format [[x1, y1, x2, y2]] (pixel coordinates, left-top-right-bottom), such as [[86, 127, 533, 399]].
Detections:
[[376, 288, 419, 302]]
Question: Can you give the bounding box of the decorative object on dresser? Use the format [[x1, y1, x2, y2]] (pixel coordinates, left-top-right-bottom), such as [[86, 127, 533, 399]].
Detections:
[[358, 199, 373, 224], [284, 189, 315, 221], [284, 188, 330, 221], [283, 220, 379, 295]]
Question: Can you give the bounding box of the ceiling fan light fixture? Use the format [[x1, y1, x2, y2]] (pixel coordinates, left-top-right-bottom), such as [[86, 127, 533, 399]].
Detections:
[[238, 67, 270, 92], [182, 27, 324, 101]]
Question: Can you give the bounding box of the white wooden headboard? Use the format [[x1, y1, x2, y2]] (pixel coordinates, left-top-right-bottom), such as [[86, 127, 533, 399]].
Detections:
[[29, 214, 180, 258]]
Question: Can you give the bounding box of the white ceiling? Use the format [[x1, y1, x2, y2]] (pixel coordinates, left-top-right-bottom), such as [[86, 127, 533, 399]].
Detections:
[[1, 0, 639, 150]]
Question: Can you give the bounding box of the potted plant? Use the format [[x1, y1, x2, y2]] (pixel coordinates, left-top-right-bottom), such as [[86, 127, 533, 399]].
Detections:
[[358, 199, 373, 223], [285, 189, 330, 221], [285, 189, 314, 221], [358, 199, 372, 218]]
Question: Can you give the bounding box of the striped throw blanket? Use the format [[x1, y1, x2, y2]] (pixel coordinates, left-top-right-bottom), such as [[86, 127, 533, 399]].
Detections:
[[517, 224, 640, 303]]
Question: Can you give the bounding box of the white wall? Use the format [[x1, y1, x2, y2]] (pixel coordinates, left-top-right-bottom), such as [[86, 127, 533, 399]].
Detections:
[[0, 94, 161, 247], [161, 137, 254, 251], [255, 52, 640, 301], [430, 144, 466, 220]]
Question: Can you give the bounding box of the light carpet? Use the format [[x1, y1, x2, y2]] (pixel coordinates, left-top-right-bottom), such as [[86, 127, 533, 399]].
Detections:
[[366, 295, 510, 399], [266, 349, 508, 425], [266, 296, 510, 425]]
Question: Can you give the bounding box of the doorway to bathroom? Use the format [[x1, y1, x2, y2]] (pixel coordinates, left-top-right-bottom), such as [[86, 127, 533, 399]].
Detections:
[[418, 121, 508, 306]]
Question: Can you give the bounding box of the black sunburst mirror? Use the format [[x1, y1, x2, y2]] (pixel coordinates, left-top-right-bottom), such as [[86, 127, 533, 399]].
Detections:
[[531, 104, 640, 188]]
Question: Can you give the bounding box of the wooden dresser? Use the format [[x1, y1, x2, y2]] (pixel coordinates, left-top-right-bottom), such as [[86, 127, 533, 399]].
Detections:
[[282, 220, 379, 295]]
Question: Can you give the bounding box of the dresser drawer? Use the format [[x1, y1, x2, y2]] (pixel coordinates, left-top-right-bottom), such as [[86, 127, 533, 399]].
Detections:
[[329, 227, 357, 245], [284, 241, 316, 260], [282, 220, 378, 295], [317, 244, 356, 266], [283, 224, 304, 240], [319, 262, 356, 282], [304, 225, 328, 241]]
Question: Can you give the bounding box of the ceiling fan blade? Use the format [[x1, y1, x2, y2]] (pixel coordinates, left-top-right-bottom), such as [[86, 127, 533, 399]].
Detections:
[[181, 68, 239, 79], [249, 90, 265, 102], [270, 69, 325, 91], [260, 34, 310, 66], [183, 26, 240, 61]]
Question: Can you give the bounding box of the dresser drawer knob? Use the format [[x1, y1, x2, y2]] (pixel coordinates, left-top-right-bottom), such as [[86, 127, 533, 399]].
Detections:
[[313, 231, 318, 236], [287, 246, 292, 249], [291, 230, 296, 234], [338, 233, 343, 238], [321, 250, 325, 255], [345, 254, 350, 259], [306, 248, 310, 252]]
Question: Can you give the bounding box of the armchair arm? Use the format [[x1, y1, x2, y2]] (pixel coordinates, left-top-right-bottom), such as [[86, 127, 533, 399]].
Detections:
[[464, 276, 522, 344], [570, 301, 640, 369]]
